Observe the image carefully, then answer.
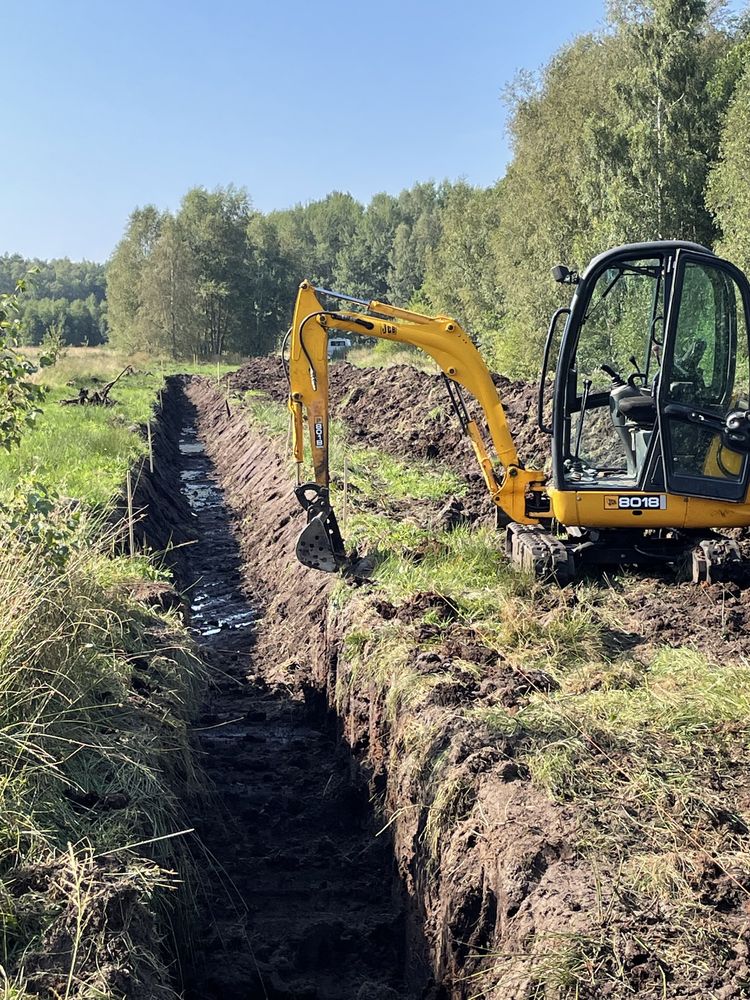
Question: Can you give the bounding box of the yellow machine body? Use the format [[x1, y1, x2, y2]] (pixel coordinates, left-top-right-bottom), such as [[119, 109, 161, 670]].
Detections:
[[548, 488, 750, 530]]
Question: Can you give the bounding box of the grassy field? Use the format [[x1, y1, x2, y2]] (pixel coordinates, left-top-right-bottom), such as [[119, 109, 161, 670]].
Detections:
[[0, 347, 236, 506], [0, 347, 231, 998]]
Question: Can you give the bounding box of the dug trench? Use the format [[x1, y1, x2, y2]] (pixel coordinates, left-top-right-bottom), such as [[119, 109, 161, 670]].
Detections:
[[136, 373, 750, 1000], [137, 377, 433, 1000]]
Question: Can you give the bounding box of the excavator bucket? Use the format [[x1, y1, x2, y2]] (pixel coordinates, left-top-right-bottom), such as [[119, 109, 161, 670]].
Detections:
[[294, 484, 349, 573]]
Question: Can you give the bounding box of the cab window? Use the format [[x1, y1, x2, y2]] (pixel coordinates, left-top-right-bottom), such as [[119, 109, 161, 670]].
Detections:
[[565, 256, 664, 486]]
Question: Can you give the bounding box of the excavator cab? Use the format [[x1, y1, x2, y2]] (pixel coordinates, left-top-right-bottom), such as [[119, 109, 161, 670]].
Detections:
[[547, 242, 750, 502]]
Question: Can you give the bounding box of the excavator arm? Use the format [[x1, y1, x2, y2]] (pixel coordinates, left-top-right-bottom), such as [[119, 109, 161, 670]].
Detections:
[[285, 281, 545, 572]]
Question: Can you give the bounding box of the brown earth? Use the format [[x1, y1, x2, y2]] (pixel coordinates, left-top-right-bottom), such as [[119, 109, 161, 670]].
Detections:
[[136, 369, 750, 999]]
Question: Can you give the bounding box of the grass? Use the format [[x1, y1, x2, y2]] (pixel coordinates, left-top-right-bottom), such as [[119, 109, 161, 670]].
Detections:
[[0, 346, 223, 997], [347, 340, 440, 372], [0, 347, 238, 507], [0, 523, 202, 997], [242, 388, 465, 510]]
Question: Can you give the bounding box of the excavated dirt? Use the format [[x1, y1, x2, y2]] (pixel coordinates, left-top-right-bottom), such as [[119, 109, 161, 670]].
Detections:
[[136, 370, 750, 1000], [226, 358, 546, 519], [138, 379, 427, 1000], [226, 356, 750, 660]]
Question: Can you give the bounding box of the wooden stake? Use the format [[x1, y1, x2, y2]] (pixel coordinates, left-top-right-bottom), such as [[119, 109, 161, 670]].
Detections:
[[147, 421, 154, 474], [126, 470, 135, 557], [343, 453, 349, 531]]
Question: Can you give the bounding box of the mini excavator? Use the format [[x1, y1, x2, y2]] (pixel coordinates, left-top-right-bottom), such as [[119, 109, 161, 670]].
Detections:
[[284, 241, 750, 583]]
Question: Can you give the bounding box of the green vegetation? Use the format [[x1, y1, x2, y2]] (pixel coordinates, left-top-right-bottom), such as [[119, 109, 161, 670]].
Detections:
[[0, 529, 201, 997], [0, 312, 211, 996], [0, 349, 235, 507], [242, 389, 464, 509], [0, 284, 51, 452], [348, 341, 438, 372], [0, 256, 106, 347]]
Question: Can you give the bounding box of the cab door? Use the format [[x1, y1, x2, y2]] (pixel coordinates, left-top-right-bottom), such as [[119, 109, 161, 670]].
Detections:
[[658, 250, 750, 501]]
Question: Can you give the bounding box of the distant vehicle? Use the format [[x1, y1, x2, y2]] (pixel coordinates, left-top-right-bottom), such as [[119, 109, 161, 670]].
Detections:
[[327, 337, 351, 360]]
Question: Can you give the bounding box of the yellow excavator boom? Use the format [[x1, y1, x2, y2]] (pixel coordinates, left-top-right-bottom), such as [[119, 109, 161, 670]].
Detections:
[[285, 281, 546, 571]]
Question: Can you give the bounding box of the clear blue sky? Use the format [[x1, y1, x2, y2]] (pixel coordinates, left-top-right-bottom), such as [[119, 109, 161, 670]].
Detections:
[[0, 0, 740, 262]]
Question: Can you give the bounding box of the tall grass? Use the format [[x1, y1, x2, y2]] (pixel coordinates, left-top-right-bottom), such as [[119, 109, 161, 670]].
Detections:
[[0, 525, 202, 997]]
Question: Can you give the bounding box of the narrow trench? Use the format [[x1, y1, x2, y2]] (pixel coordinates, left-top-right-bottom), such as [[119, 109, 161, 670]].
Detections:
[[156, 386, 421, 1000]]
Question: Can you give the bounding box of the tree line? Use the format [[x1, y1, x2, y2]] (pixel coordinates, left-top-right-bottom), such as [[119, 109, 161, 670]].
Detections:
[[0, 256, 107, 347], [101, 0, 749, 374]]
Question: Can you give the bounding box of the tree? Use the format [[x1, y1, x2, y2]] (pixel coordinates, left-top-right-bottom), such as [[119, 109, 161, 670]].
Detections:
[[176, 186, 253, 355], [388, 182, 442, 303], [138, 217, 202, 358], [246, 213, 295, 353], [707, 50, 750, 272], [423, 182, 504, 344], [603, 0, 729, 243], [334, 193, 401, 299], [106, 206, 163, 351], [0, 282, 49, 450], [491, 35, 616, 374]]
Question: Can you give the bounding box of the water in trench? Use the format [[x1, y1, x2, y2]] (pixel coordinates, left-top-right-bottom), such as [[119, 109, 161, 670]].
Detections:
[[173, 413, 415, 1000]]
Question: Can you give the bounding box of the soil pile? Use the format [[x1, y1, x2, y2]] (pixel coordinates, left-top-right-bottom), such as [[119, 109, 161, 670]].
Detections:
[[226, 358, 548, 514]]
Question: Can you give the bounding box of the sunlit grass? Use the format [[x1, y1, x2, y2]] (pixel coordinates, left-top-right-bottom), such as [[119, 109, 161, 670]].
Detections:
[[347, 341, 439, 372], [0, 349, 239, 506], [0, 346, 214, 995], [242, 389, 464, 504]]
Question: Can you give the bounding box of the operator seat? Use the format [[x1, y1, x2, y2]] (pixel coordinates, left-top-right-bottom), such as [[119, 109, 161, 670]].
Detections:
[[617, 391, 656, 427]]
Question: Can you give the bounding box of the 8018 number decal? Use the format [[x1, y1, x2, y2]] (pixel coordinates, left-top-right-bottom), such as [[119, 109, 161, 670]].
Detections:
[[604, 494, 667, 510]]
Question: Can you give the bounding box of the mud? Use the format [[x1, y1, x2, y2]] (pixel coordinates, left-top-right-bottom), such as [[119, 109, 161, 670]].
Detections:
[[140, 380, 426, 1000]]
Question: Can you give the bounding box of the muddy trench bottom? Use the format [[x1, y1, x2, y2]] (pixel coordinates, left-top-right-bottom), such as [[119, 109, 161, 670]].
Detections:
[[171, 410, 419, 1000]]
